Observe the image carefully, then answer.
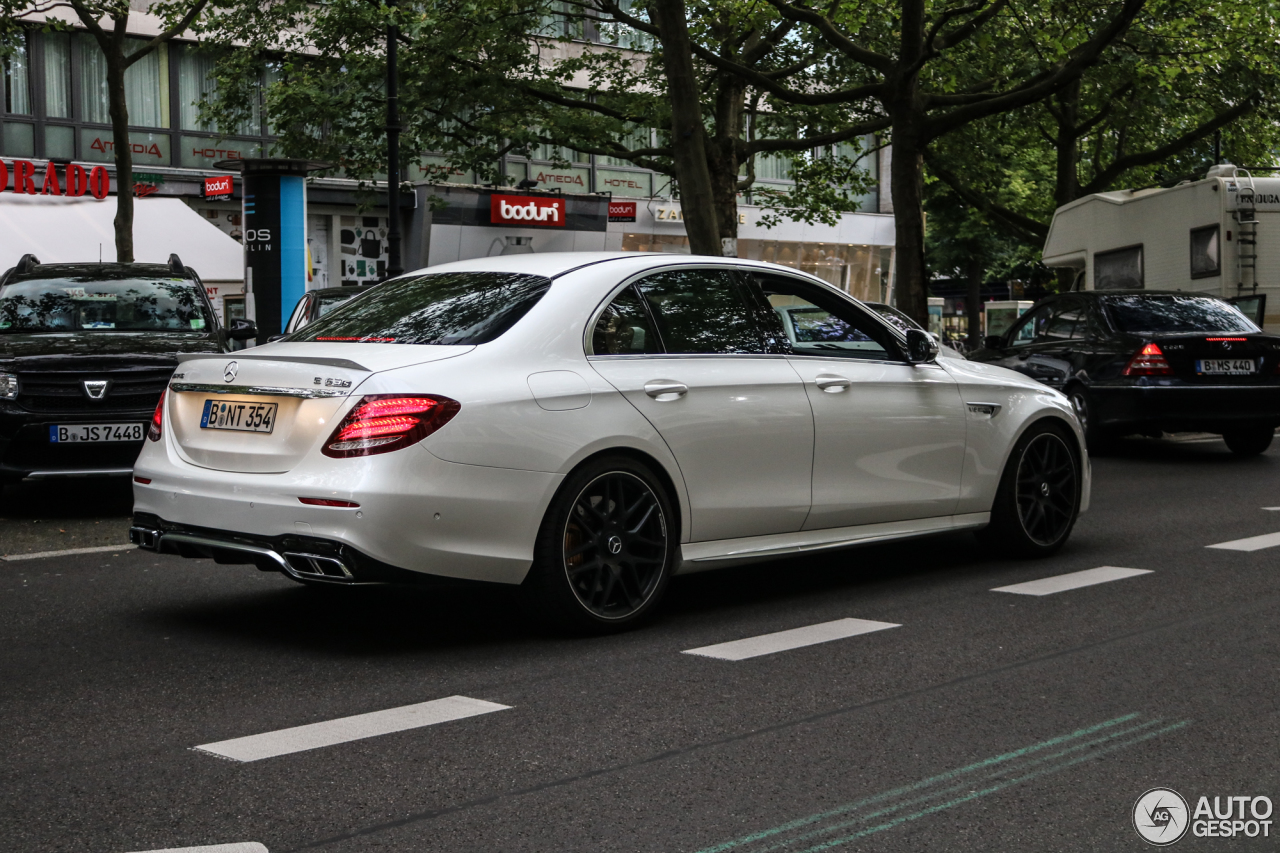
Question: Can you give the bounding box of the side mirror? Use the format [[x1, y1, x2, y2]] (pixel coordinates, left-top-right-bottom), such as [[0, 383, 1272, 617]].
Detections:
[[983, 335, 1004, 350], [905, 328, 939, 364], [227, 319, 258, 341]]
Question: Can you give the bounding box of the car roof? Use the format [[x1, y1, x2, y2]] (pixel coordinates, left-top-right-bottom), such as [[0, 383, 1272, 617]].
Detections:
[[401, 251, 833, 280], [1076, 289, 1228, 299], [5, 262, 190, 282]]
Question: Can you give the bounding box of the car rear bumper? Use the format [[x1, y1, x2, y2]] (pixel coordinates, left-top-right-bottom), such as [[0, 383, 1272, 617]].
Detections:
[[1090, 384, 1280, 432], [131, 443, 564, 586]]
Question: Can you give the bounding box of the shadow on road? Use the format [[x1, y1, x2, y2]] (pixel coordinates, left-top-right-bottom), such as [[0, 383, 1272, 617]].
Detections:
[[0, 477, 133, 555]]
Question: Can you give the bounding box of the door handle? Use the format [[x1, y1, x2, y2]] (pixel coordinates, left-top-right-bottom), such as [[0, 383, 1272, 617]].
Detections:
[[815, 374, 851, 392], [644, 380, 688, 400]]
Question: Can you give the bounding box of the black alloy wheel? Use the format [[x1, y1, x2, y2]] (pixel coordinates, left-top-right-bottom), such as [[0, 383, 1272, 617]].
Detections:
[[562, 472, 668, 619], [978, 421, 1081, 558], [524, 457, 676, 632], [1014, 432, 1079, 547]]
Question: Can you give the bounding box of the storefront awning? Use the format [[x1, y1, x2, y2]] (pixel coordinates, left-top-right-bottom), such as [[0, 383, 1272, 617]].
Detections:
[[0, 194, 243, 282]]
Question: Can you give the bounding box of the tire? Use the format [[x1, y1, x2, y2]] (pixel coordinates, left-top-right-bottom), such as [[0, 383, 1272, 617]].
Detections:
[[1222, 425, 1275, 457], [522, 455, 678, 633], [977, 420, 1082, 558], [1066, 385, 1113, 455]]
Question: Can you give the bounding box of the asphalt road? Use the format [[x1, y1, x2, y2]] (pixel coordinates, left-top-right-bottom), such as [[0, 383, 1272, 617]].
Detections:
[[3, 435, 1279, 852]]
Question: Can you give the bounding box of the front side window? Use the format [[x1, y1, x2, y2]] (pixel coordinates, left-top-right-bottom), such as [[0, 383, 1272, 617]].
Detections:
[[1102, 294, 1258, 334], [753, 273, 895, 360], [1094, 245, 1143, 290], [1007, 303, 1054, 346], [592, 286, 661, 355], [292, 272, 550, 345], [0, 277, 212, 332], [1191, 225, 1221, 278], [634, 269, 763, 354]]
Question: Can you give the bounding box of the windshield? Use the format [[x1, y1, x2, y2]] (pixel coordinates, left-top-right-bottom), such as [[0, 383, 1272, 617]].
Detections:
[[0, 277, 212, 333], [292, 272, 551, 345], [1102, 294, 1258, 334]]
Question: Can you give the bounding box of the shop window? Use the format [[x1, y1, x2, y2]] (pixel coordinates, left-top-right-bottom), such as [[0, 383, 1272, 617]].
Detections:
[[44, 124, 74, 159], [3, 34, 30, 115], [2, 122, 34, 156], [178, 45, 260, 135], [1190, 224, 1220, 278], [78, 35, 169, 128], [1094, 245, 1143, 290], [43, 31, 71, 118]]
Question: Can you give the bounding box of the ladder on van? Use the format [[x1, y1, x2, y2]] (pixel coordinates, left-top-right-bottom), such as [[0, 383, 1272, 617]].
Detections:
[[1235, 169, 1259, 293]]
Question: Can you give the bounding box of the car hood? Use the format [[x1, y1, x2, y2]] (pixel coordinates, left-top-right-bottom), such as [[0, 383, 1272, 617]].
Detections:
[[0, 332, 222, 364], [939, 355, 1068, 397]]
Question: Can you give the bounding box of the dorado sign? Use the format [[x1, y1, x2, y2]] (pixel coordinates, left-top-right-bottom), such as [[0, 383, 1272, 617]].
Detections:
[[490, 194, 566, 227], [0, 160, 110, 199]]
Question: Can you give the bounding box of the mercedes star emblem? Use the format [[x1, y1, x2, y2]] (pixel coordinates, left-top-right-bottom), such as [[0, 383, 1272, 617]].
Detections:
[[223, 361, 238, 383]]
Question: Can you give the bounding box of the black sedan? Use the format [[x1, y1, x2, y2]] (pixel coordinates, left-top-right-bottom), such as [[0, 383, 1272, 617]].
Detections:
[[968, 290, 1280, 455], [282, 285, 376, 335]]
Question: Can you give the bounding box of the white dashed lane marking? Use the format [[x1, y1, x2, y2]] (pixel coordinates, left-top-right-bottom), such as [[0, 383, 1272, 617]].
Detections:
[[682, 618, 900, 661], [126, 840, 266, 845], [1206, 532, 1280, 552], [991, 566, 1152, 596], [194, 696, 511, 762], [2, 544, 136, 561]]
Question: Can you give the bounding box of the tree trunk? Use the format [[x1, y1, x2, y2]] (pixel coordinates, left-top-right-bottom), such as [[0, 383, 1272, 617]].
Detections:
[[889, 112, 929, 325], [707, 75, 745, 257], [966, 254, 983, 349], [1052, 82, 1080, 210], [648, 0, 723, 256], [106, 43, 134, 264]]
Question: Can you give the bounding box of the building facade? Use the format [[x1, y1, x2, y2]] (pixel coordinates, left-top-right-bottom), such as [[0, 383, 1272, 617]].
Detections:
[[1, 20, 897, 322]]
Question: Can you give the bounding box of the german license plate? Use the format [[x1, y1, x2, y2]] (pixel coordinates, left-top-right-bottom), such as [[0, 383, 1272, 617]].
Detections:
[[200, 400, 278, 433], [49, 423, 145, 443], [1197, 358, 1258, 375]]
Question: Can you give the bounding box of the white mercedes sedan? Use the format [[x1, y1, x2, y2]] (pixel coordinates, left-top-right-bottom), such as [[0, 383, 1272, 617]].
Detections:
[[130, 253, 1089, 630]]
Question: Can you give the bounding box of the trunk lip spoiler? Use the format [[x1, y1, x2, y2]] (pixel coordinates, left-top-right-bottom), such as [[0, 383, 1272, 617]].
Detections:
[[169, 382, 350, 399], [177, 353, 371, 372]]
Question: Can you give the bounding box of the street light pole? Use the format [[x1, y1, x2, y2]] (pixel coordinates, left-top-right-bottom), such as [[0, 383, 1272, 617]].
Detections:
[[385, 0, 404, 278]]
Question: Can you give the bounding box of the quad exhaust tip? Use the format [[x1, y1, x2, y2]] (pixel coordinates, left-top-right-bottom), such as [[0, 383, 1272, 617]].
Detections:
[[129, 526, 162, 550], [283, 552, 355, 581], [128, 527, 357, 583]]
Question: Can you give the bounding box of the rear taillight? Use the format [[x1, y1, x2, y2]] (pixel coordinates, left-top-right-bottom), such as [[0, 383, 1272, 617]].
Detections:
[[1123, 343, 1173, 376], [322, 394, 460, 458], [148, 389, 166, 441]]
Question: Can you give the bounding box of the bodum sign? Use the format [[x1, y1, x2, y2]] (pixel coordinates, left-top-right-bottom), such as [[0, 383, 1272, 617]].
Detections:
[[490, 194, 567, 227], [0, 159, 111, 199]]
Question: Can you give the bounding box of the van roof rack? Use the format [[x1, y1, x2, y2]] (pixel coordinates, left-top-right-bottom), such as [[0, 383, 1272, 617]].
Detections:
[[167, 253, 186, 276], [15, 254, 40, 276]]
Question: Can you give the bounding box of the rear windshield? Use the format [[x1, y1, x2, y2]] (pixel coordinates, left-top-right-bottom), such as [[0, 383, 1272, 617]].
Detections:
[[1102, 295, 1258, 334], [291, 272, 551, 345], [0, 277, 212, 333], [317, 290, 361, 317]]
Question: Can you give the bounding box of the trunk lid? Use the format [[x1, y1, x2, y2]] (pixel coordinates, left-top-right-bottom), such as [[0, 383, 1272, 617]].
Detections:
[[168, 344, 472, 473], [1147, 333, 1280, 384]]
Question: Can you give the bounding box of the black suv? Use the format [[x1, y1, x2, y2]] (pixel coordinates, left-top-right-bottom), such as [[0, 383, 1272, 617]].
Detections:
[[969, 290, 1280, 455], [0, 254, 256, 482]]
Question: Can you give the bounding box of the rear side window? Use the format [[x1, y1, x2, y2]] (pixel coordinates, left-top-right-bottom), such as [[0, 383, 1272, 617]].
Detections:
[[634, 269, 763, 354], [592, 286, 661, 355], [292, 272, 550, 345], [1102, 294, 1258, 334]]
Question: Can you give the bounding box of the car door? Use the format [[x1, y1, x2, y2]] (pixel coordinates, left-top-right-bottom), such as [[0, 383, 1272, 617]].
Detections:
[[748, 271, 967, 529], [587, 266, 814, 542]]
